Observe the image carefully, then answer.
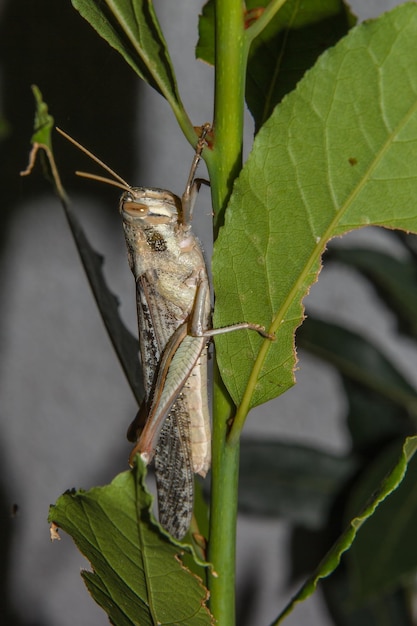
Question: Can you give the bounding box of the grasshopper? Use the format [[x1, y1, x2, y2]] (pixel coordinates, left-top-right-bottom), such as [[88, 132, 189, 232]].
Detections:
[[58, 126, 273, 540]]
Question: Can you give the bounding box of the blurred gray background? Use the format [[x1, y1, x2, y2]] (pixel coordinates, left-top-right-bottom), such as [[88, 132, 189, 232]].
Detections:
[[0, 1, 411, 624]]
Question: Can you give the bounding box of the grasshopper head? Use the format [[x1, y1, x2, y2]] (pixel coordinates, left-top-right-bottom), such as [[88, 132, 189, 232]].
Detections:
[[120, 188, 182, 227]]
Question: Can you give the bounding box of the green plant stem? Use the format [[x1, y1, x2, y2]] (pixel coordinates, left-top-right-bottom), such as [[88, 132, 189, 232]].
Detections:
[[209, 0, 248, 230], [173, 102, 201, 148], [208, 368, 240, 624], [207, 0, 248, 623]]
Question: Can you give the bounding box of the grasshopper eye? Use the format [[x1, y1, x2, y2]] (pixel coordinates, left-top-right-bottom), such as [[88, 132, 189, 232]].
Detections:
[[123, 201, 149, 216]]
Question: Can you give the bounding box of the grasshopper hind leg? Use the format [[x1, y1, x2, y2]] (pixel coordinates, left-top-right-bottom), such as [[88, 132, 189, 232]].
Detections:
[[154, 399, 194, 540]]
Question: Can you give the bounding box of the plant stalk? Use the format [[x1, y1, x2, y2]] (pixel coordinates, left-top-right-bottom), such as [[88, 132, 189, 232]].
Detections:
[[207, 0, 248, 623], [208, 369, 240, 624], [209, 0, 248, 230]]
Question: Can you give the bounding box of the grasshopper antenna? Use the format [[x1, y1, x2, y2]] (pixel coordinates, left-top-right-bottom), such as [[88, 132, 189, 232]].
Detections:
[[56, 127, 132, 193]]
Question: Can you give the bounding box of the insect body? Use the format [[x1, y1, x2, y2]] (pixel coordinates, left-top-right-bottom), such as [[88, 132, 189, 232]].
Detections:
[[57, 126, 273, 541], [121, 184, 211, 539]]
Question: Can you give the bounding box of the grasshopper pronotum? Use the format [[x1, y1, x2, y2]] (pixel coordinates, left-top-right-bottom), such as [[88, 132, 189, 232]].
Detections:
[[58, 126, 273, 539]]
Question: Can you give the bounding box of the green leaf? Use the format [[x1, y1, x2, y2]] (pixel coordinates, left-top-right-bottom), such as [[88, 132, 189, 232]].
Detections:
[[195, 0, 215, 66], [343, 376, 413, 454], [71, 0, 187, 125], [298, 316, 417, 450], [213, 4, 417, 412], [30, 84, 54, 147], [272, 436, 417, 624], [346, 444, 417, 602], [322, 570, 413, 626], [298, 316, 417, 422], [197, 0, 355, 131], [21, 85, 63, 195], [246, 0, 356, 131], [239, 439, 358, 528], [328, 246, 417, 339], [49, 461, 213, 626]]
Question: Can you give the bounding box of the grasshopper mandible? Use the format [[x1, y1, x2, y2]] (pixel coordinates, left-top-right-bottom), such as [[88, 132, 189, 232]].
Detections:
[[57, 126, 273, 540]]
